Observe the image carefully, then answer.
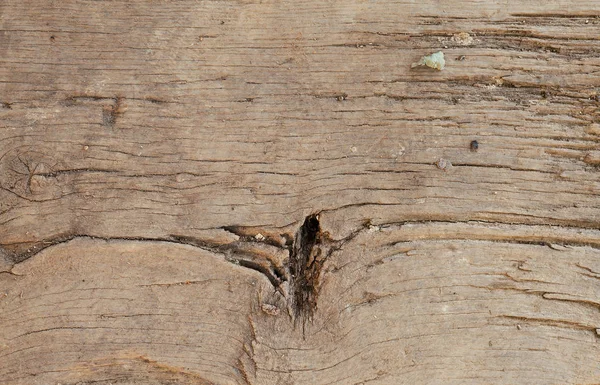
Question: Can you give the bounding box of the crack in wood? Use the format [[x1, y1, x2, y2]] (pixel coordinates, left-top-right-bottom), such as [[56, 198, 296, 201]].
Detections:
[[1, 233, 287, 291], [0, 212, 341, 330], [288, 213, 324, 324], [499, 314, 600, 336]]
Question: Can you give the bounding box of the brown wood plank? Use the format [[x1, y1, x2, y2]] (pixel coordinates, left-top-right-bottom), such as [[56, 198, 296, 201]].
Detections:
[[1, 1, 599, 384]]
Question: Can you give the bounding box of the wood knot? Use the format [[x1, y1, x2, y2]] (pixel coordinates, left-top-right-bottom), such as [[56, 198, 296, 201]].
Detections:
[[0, 148, 68, 201]]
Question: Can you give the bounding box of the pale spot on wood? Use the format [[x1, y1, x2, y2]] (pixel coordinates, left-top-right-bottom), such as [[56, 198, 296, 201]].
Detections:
[[411, 51, 445, 70]]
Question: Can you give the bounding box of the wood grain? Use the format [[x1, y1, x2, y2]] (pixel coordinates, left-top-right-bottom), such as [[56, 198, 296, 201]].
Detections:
[[1, 0, 599, 384]]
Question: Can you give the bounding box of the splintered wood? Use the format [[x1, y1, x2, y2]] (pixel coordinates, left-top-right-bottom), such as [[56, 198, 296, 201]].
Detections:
[[1, 0, 600, 384]]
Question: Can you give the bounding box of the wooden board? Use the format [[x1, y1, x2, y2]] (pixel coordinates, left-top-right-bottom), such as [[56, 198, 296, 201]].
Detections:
[[1, 0, 600, 384]]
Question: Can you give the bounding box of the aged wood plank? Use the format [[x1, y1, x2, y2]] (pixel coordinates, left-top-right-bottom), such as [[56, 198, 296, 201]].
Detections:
[[1, 228, 599, 384], [1, 0, 600, 384]]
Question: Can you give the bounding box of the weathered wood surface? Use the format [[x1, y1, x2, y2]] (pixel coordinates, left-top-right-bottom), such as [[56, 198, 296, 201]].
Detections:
[[1, 0, 600, 384]]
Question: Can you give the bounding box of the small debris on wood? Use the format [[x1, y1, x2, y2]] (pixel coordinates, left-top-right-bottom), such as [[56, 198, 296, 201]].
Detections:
[[451, 32, 473, 46], [261, 303, 280, 316], [470, 140, 479, 152], [254, 233, 265, 241], [411, 51, 445, 70], [436, 158, 452, 171]]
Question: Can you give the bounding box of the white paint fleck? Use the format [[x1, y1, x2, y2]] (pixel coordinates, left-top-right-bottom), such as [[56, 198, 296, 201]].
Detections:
[[411, 51, 445, 70]]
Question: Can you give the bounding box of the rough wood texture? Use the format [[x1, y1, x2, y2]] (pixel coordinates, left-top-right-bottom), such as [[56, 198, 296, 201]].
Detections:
[[1, 0, 600, 384]]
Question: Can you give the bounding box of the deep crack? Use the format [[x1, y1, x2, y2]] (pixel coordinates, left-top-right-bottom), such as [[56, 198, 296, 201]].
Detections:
[[0, 213, 337, 325], [288, 213, 324, 323]]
